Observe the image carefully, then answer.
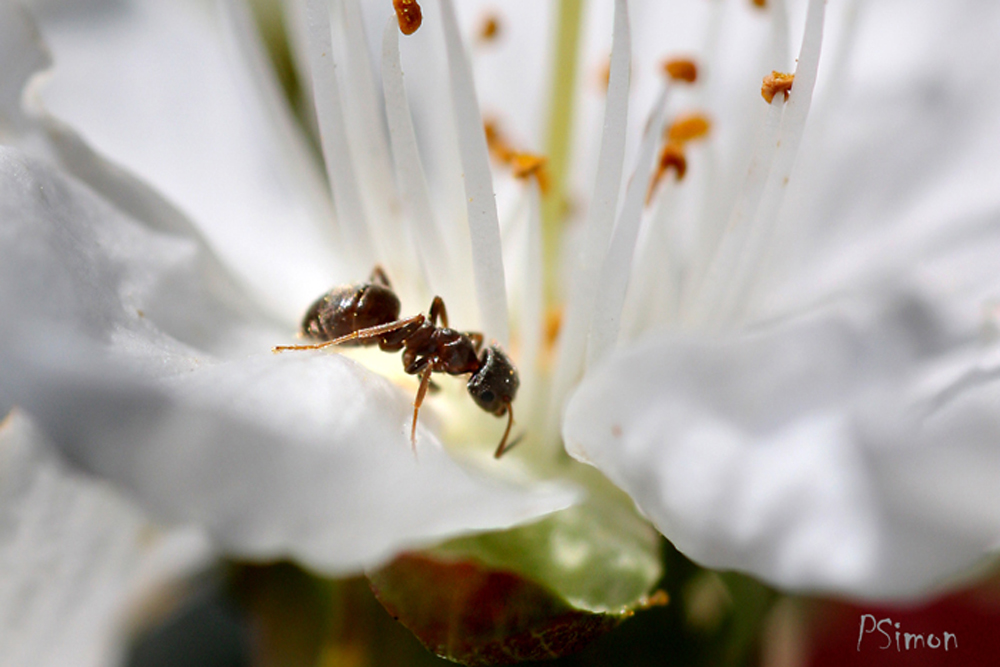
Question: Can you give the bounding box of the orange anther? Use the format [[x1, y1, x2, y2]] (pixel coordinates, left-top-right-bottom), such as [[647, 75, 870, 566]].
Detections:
[[647, 143, 687, 204], [761, 71, 794, 103], [666, 113, 712, 144], [393, 0, 422, 35], [663, 58, 698, 84], [478, 13, 501, 42], [510, 153, 550, 193]]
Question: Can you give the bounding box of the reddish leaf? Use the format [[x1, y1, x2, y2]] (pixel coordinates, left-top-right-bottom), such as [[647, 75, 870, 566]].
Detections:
[[368, 553, 650, 665]]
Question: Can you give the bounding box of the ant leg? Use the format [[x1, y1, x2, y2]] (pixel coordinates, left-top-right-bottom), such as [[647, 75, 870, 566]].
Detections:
[[411, 363, 435, 451], [466, 332, 484, 353], [493, 401, 515, 459], [428, 296, 449, 328], [273, 314, 424, 352], [370, 265, 391, 288]]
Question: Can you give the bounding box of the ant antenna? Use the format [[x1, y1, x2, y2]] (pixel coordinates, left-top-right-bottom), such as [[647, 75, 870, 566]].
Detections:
[[272, 314, 424, 352], [493, 402, 515, 459]]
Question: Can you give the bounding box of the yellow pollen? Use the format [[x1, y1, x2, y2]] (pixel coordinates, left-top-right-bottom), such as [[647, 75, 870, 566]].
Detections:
[[751, 0, 767, 8], [393, 0, 422, 35], [761, 71, 795, 103], [663, 58, 698, 84], [666, 113, 712, 144]]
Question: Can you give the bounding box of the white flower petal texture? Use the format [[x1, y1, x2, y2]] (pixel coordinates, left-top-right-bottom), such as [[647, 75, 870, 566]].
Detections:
[[4, 0, 1000, 608], [565, 0, 1000, 599], [0, 411, 211, 667], [1, 0, 578, 577]]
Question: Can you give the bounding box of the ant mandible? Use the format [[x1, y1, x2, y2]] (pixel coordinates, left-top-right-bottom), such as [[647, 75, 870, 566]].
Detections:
[[273, 267, 519, 458]]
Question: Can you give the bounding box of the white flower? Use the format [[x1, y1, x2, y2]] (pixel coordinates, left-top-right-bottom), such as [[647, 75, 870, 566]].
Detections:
[[0, 5, 997, 653], [1, 0, 577, 581], [564, 0, 1000, 599]]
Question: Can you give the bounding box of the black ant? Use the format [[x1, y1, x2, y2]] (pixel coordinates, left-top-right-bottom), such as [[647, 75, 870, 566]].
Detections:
[[273, 267, 519, 458]]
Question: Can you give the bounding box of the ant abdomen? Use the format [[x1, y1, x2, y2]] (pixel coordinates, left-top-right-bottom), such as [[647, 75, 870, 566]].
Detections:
[[300, 282, 401, 345]]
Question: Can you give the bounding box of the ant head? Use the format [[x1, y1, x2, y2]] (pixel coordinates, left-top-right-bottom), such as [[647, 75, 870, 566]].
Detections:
[[467, 345, 519, 415]]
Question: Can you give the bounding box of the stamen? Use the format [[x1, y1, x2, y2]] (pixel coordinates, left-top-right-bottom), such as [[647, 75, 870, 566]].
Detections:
[[477, 13, 501, 43], [217, 0, 334, 238], [696, 0, 826, 327], [484, 120, 551, 196], [381, 20, 452, 299], [761, 71, 794, 103], [751, 0, 767, 8], [510, 153, 551, 193], [666, 113, 712, 144], [439, 0, 510, 346], [547, 0, 631, 437], [393, 0, 422, 35], [647, 143, 687, 204], [303, 0, 376, 274], [647, 113, 712, 203], [484, 119, 515, 162], [587, 85, 670, 368], [663, 58, 698, 84], [516, 180, 544, 422], [341, 0, 412, 291]]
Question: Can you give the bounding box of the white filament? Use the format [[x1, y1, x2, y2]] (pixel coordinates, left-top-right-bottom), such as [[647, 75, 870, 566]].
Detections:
[[337, 0, 414, 286], [217, 0, 335, 250], [438, 0, 509, 347], [302, 0, 375, 275], [548, 0, 631, 429], [712, 0, 827, 326], [381, 20, 453, 302], [587, 86, 670, 368]]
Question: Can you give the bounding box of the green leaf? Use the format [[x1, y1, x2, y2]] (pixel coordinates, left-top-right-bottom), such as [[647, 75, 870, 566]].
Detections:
[[431, 499, 662, 613], [367, 498, 664, 665]]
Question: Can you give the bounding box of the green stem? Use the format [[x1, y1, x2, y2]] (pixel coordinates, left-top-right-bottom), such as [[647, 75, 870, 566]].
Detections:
[[542, 0, 584, 307]]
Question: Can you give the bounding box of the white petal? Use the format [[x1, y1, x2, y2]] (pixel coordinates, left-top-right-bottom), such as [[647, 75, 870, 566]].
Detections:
[[32, 0, 342, 320], [760, 0, 1000, 316], [0, 411, 211, 667], [16, 349, 579, 574], [0, 1, 50, 133], [564, 287, 998, 598], [0, 147, 578, 574]]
